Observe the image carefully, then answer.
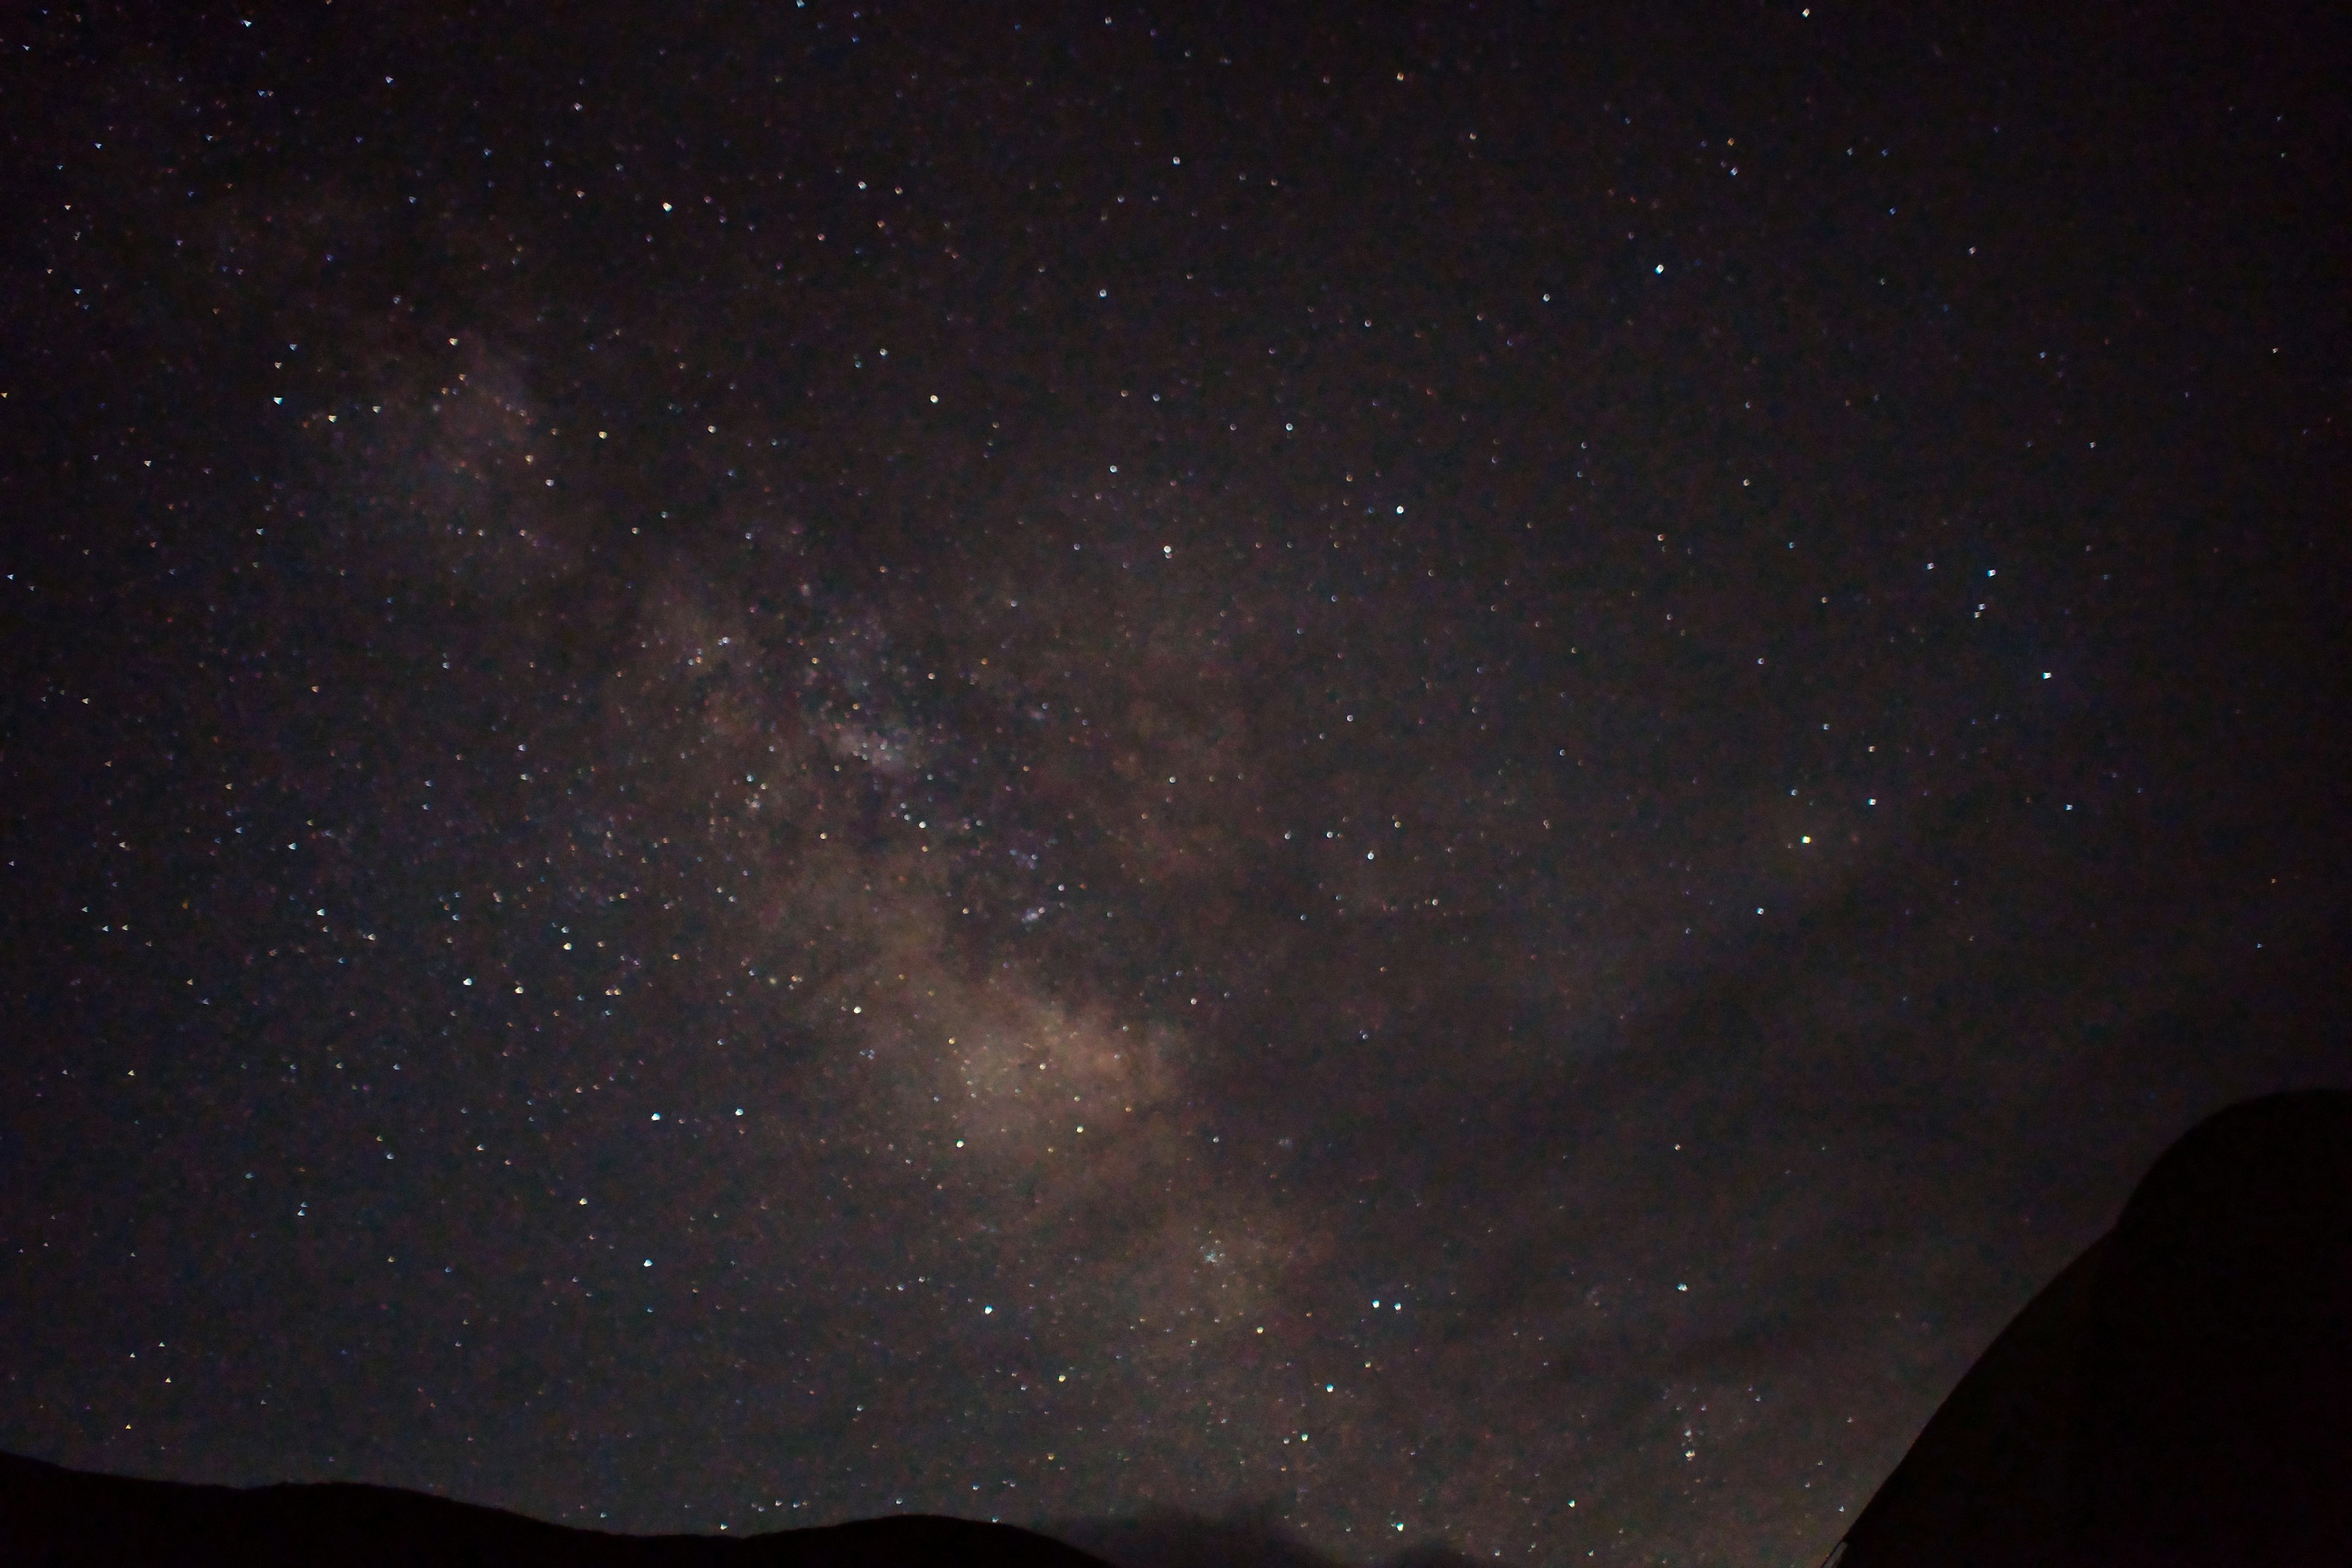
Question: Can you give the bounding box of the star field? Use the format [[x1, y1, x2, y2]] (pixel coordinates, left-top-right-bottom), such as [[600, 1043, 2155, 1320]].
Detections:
[[3, 4, 2347, 1564]]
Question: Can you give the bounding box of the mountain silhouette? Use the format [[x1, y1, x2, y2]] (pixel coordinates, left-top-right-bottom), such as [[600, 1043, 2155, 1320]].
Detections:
[[0, 1450, 1112, 1567], [12, 1090, 2342, 1566], [0, 1451, 1490, 1568], [1826, 1088, 2352, 1566]]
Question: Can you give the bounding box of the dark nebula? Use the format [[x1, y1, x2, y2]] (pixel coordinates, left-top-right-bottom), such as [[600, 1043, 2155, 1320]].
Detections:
[[3, 3, 2346, 1564]]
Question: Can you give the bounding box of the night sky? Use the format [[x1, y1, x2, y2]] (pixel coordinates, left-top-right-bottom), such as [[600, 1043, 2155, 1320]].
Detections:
[[4, 3, 2347, 1564]]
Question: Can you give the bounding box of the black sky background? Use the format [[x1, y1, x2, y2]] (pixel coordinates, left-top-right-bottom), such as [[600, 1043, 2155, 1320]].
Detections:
[[3, 2, 2347, 1563]]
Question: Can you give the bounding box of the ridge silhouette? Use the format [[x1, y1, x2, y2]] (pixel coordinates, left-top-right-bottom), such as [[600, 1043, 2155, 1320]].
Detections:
[[0, 1450, 1107, 1567], [0, 1450, 1480, 1567], [9, 1091, 2340, 1566], [1827, 1088, 2352, 1566]]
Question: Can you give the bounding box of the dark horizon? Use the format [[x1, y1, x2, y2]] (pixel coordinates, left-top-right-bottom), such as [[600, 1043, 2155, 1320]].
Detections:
[[4, 1445, 1474, 1567], [12, 1087, 2351, 1565], [4, 2, 2346, 1562]]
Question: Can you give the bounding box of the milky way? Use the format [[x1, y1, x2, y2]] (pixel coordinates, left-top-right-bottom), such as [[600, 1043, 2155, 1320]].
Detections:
[[5, 5, 2347, 1564]]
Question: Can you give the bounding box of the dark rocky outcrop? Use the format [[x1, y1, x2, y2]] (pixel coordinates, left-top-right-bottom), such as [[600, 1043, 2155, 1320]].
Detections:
[[1828, 1088, 2352, 1567]]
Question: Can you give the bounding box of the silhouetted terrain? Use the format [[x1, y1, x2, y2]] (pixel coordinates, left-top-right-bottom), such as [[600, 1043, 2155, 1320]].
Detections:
[[1828, 1089, 2352, 1566], [9, 1091, 2343, 1567], [0, 1450, 1493, 1568], [0, 1450, 1110, 1567]]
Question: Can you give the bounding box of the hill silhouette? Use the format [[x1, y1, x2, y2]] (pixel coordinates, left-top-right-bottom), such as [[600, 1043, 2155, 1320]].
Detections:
[[9, 1091, 2342, 1567], [0, 1450, 1485, 1568], [0, 1450, 1110, 1567], [1827, 1088, 2352, 1566]]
